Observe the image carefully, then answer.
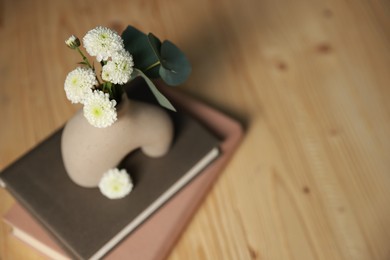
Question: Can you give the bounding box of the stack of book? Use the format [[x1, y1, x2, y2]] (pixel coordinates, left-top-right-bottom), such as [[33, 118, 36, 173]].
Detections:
[[1, 81, 243, 260]]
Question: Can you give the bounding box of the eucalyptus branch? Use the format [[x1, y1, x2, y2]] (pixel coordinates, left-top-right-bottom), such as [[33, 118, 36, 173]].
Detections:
[[145, 60, 160, 71]]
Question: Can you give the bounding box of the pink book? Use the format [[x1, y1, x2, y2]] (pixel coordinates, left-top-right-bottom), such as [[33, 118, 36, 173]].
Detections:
[[3, 87, 243, 260]]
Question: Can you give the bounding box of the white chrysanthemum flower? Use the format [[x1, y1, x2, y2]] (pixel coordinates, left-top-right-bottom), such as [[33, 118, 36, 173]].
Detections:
[[64, 67, 97, 104], [99, 168, 133, 199], [83, 26, 124, 62], [102, 50, 134, 84], [83, 90, 117, 128]]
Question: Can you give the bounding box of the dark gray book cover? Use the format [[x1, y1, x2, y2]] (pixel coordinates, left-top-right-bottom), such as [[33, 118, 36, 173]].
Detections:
[[0, 81, 220, 260]]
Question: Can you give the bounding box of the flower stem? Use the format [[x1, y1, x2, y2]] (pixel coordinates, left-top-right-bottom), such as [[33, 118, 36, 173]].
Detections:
[[76, 47, 93, 69], [103, 82, 111, 92], [75, 47, 103, 85], [145, 60, 161, 71]]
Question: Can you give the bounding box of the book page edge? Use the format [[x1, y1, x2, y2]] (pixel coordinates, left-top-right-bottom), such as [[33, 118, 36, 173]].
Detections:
[[12, 227, 70, 260], [0, 178, 6, 188]]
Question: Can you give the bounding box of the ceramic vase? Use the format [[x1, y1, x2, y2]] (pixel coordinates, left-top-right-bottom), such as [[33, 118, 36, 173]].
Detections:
[[61, 95, 173, 188]]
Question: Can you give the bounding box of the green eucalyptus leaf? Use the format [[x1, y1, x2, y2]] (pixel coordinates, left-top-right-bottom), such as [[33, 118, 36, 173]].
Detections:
[[121, 26, 160, 78], [133, 69, 176, 111], [147, 33, 162, 60], [159, 40, 191, 86], [143, 33, 163, 78]]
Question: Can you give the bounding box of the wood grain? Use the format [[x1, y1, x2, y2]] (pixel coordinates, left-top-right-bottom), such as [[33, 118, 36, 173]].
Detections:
[[1, 0, 389, 259]]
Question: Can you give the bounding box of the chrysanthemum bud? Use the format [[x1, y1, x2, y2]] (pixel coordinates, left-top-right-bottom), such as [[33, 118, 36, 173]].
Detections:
[[65, 35, 81, 49]]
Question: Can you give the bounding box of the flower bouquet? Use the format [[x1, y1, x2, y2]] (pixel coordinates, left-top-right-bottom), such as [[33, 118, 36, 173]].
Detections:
[[64, 25, 191, 128]]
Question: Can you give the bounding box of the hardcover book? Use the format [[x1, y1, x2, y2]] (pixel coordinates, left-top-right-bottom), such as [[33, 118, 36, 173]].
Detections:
[[3, 91, 243, 259], [0, 81, 222, 260]]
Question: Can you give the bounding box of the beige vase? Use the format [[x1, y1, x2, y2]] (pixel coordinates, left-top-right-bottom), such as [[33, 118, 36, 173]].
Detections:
[[61, 96, 173, 188]]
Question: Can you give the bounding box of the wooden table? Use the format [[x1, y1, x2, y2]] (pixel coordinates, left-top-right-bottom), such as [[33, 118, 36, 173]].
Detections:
[[1, 0, 389, 259]]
